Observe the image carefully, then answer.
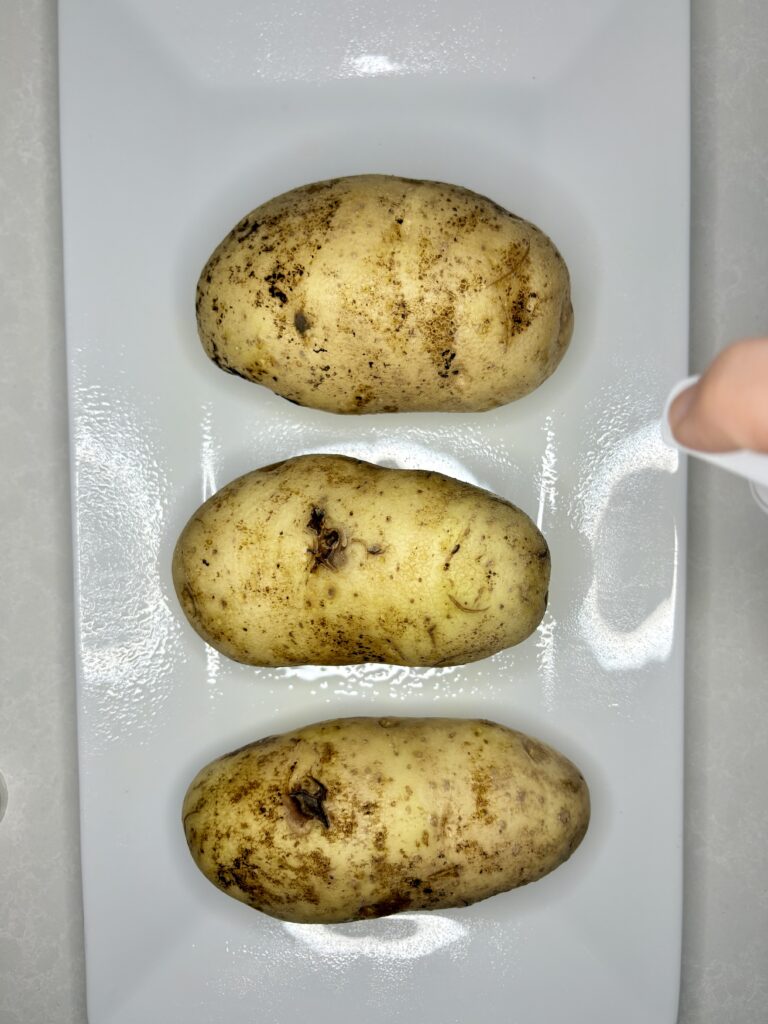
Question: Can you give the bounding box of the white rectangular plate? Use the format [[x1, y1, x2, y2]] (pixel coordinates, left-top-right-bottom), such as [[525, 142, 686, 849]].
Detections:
[[59, 2, 689, 1022]]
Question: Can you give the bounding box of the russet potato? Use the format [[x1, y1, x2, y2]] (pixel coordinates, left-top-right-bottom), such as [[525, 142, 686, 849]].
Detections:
[[182, 716, 590, 924], [172, 454, 549, 667], [196, 175, 573, 413]]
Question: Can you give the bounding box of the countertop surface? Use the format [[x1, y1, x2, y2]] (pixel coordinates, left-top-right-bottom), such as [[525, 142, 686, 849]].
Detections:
[[1, 2, 766, 1022]]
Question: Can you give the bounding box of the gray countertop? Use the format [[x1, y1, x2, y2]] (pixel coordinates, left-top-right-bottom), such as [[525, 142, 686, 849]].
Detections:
[[1, 1, 767, 1021]]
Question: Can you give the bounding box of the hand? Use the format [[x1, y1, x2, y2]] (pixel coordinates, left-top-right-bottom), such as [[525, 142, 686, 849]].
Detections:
[[669, 337, 768, 453]]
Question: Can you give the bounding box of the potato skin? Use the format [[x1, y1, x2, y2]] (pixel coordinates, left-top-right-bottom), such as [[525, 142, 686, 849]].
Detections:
[[182, 717, 590, 924], [196, 175, 573, 413], [172, 454, 549, 667]]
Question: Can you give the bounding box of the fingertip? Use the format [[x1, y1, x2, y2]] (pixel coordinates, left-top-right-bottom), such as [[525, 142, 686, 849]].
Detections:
[[668, 383, 697, 443], [670, 382, 743, 452]]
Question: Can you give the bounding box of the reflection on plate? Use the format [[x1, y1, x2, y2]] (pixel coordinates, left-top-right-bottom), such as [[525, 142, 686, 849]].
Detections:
[[283, 913, 467, 962]]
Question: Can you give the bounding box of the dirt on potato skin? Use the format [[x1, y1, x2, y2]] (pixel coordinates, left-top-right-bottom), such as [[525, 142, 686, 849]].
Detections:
[[171, 454, 550, 668], [181, 717, 590, 924], [195, 174, 573, 414]]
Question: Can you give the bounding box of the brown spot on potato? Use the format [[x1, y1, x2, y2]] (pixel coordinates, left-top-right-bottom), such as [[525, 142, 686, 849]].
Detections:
[[289, 776, 330, 828], [294, 310, 310, 333], [522, 739, 551, 764], [306, 506, 347, 573], [448, 594, 491, 613]]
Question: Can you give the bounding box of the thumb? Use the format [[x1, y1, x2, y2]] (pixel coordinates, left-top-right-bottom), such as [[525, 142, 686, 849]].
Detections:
[[668, 381, 742, 451], [668, 339, 768, 453]]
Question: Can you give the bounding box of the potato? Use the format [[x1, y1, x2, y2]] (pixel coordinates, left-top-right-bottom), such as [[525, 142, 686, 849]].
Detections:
[[196, 175, 573, 413], [182, 716, 590, 923], [172, 454, 549, 667]]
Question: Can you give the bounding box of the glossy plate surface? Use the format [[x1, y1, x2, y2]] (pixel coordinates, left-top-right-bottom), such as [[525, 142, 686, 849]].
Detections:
[[59, 1, 689, 1021]]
